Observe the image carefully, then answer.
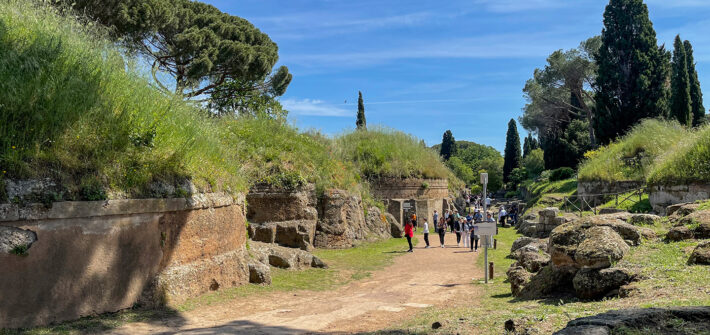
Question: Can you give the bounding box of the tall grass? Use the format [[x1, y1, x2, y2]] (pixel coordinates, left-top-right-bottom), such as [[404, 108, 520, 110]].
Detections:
[[648, 123, 710, 185], [577, 119, 690, 183], [0, 2, 461, 200]]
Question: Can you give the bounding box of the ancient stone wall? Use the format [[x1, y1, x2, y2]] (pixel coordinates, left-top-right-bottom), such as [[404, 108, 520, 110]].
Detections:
[[577, 180, 645, 202], [649, 184, 710, 214], [370, 178, 449, 200], [0, 193, 248, 329]]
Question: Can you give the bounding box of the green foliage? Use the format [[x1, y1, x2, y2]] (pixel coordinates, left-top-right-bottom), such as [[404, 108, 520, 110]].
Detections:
[[504, 190, 519, 199], [439, 130, 456, 160], [540, 119, 594, 169], [579, 119, 689, 183], [10, 244, 29, 256], [509, 167, 528, 189], [335, 127, 461, 187], [670, 35, 692, 127], [549, 167, 575, 181], [684, 40, 706, 128], [600, 192, 652, 213], [594, 0, 670, 144], [503, 119, 522, 183], [522, 133, 539, 158], [356, 91, 366, 130], [523, 148, 545, 177], [446, 157, 475, 186], [59, 0, 288, 100], [478, 157, 504, 192]]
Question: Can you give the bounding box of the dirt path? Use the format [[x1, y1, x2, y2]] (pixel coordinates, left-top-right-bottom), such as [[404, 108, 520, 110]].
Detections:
[[109, 233, 484, 334]]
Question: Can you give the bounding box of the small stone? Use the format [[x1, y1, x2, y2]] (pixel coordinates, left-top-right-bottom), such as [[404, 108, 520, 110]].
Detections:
[[432, 321, 442, 329]]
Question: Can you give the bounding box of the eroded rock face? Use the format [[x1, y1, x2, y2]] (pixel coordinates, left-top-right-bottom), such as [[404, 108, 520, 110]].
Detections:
[[666, 226, 694, 241], [249, 220, 316, 251], [574, 226, 629, 269], [0, 226, 37, 254], [315, 189, 367, 249], [517, 265, 576, 300], [248, 262, 271, 285], [678, 210, 710, 239], [554, 307, 710, 335], [688, 241, 710, 265], [387, 213, 403, 238], [572, 267, 636, 299], [249, 241, 327, 270], [506, 265, 532, 296], [628, 213, 661, 225], [517, 250, 551, 273]]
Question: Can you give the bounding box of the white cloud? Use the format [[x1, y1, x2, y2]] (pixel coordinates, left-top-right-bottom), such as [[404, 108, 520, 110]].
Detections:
[[472, 0, 567, 13], [281, 98, 351, 117]]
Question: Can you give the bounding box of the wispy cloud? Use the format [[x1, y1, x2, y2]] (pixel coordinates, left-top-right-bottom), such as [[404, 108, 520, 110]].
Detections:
[[472, 0, 568, 13], [281, 98, 350, 117]]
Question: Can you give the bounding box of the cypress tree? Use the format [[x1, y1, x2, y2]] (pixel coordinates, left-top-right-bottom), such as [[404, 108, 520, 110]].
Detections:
[[356, 91, 366, 130], [503, 119, 522, 183], [671, 35, 692, 126], [523, 135, 531, 158], [440, 130, 456, 160], [594, 0, 670, 143], [685, 40, 706, 127]]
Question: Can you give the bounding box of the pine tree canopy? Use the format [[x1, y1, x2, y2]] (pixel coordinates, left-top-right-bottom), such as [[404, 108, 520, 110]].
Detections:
[[594, 0, 670, 143], [684, 40, 706, 127], [356, 91, 367, 130], [671, 35, 692, 126], [503, 119, 522, 183]]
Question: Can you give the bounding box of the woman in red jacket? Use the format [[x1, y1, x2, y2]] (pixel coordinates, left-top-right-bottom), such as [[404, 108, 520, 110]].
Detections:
[[404, 219, 414, 252]]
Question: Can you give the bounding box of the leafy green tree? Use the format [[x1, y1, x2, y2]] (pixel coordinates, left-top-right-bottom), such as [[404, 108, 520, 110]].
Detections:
[[523, 148, 545, 177], [540, 119, 593, 170], [670, 35, 692, 126], [440, 130, 456, 160], [684, 40, 706, 127], [594, 0, 670, 143], [521, 37, 601, 147], [509, 167, 528, 190], [523, 133, 540, 158], [503, 119, 522, 183], [479, 157, 504, 192], [446, 156, 475, 186], [356, 91, 367, 130], [60, 0, 290, 100]]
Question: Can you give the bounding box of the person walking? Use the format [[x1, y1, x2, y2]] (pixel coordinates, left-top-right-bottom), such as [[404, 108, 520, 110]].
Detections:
[[462, 218, 471, 248], [411, 213, 418, 229], [498, 206, 507, 226], [470, 221, 479, 252], [422, 218, 430, 248], [437, 217, 447, 248], [474, 208, 483, 223], [433, 210, 439, 231], [447, 211, 455, 233], [454, 218, 462, 247], [404, 219, 414, 252]]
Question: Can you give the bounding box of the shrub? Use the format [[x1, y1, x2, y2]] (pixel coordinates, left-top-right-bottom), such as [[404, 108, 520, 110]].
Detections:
[[549, 167, 575, 181], [523, 148, 545, 177]]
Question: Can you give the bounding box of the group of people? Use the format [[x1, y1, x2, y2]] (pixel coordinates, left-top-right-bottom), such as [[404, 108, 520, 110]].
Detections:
[[402, 207, 496, 253]]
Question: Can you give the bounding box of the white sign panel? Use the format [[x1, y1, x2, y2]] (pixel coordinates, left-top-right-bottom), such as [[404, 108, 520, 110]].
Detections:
[[480, 172, 488, 184], [475, 222, 497, 236]]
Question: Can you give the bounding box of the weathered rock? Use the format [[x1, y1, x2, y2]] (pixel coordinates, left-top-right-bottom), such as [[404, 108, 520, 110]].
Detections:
[[539, 207, 559, 218], [246, 184, 318, 223], [386, 213, 403, 238], [688, 241, 710, 265], [572, 267, 636, 299], [511, 237, 540, 253], [248, 262, 271, 285], [669, 203, 701, 221], [0, 226, 37, 254], [311, 255, 328, 268], [618, 284, 641, 298], [506, 265, 532, 296], [628, 213, 661, 225], [504, 317, 540, 335], [574, 226, 629, 269], [597, 212, 632, 222], [637, 227, 657, 240], [679, 210, 710, 239], [315, 189, 370, 249], [666, 226, 694, 241], [364, 206, 393, 239], [249, 241, 325, 270], [553, 307, 710, 335], [518, 250, 551, 273], [517, 265, 576, 299], [548, 223, 587, 268], [249, 220, 316, 251]]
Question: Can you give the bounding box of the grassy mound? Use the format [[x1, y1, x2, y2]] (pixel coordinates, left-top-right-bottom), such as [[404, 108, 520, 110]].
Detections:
[[0, 1, 459, 201], [578, 120, 689, 183], [648, 123, 710, 185]]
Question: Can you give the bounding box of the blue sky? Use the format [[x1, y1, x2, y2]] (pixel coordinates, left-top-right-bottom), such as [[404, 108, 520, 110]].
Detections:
[[206, 0, 710, 152]]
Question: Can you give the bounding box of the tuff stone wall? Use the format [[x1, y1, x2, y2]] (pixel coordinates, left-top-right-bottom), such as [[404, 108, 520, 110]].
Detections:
[[0, 193, 248, 329], [577, 180, 644, 202], [370, 178, 449, 200], [649, 184, 710, 214]]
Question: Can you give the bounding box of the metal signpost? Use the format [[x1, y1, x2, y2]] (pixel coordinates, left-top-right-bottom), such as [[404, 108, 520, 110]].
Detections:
[[480, 173, 492, 283]]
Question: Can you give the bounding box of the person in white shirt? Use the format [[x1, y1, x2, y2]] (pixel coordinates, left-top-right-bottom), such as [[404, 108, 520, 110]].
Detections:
[[461, 220, 471, 248], [422, 218, 430, 248], [498, 206, 507, 225]]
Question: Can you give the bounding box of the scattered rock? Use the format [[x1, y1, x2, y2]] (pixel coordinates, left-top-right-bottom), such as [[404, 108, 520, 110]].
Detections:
[[311, 255, 328, 268], [517, 265, 576, 299], [250, 241, 326, 270], [637, 227, 657, 240], [504, 317, 540, 335], [628, 213, 661, 225], [511, 237, 547, 253], [248, 262, 271, 285], [598, 208, 626, 215], [618, 284, 641, 298], [572, 267, 636, 299], [669, 203, 701, 221], [678, 210, 710, 239], [554, 306, 710, 335], [666, 226, 694, 241], [250, 220, 316, 251], [0, 226, 37, 254], [431, 321, 442, 329], [688, 241, 710, 265]]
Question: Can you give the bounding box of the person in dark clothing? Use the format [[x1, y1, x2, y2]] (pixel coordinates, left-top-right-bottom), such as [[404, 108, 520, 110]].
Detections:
[[470, 222, 479, 251], [437, 217, 447, 248], [454, 219, 462, 246]]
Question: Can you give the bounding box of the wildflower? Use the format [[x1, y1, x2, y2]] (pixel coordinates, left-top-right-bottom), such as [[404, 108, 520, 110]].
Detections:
[[11, 146, 15, 149]]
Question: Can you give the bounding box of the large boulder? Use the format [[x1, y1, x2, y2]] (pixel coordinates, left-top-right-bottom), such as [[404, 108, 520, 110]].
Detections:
[[668, 202, 701, 221], [572, 267, 636, 299], [678, 210, 710, 239], [516, 265, 576, 300], [666, 226, 694, 241], [554, 307, 710, 335], [628, 213, 661, 225], [511, 236, 546, 253], [688, 241, 710, 265], [517, 250, 551, 273], [506, 265, 532, 297], [574, 227, 629, 269], [549, 219, 631, 269]]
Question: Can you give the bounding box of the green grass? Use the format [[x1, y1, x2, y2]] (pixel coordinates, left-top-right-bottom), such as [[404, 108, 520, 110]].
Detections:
[[599, 191, 652, 213], [0, 2, 460, 201], [521, 177, 578, 209], [177, 237, 416, 312], [579, 119, 690, 183], [648, 122, 710, 186]]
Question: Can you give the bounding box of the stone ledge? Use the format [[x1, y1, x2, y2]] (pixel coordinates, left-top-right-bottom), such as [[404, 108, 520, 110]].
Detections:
[[0, 192, 240, 222]]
